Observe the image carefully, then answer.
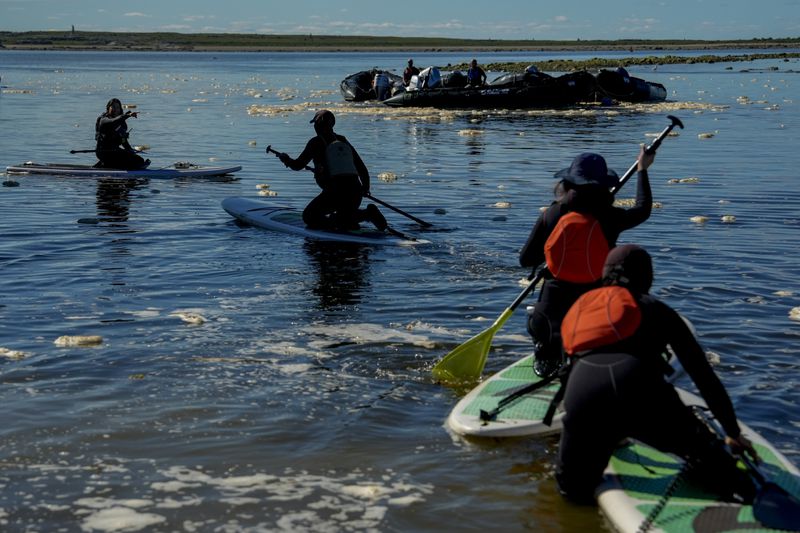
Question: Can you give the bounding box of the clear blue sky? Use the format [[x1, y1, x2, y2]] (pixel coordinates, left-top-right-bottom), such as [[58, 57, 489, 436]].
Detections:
[[2, 0, 798, 40]]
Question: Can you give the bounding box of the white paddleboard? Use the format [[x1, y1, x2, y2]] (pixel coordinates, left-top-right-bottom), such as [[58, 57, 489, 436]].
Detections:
[[597, 387, 800, 533], [446, 354, 565, 437], [6, 161, 241, 179], [222, 196, 427, 246]]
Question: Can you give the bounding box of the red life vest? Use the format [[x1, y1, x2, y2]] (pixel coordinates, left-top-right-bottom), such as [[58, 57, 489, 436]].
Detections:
[[544, 211, 609, 283], [561, 286, 642, 355]]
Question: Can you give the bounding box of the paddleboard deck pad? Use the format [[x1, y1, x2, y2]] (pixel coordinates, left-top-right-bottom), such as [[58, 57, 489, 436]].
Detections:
[[597, 388, 800, 533], [222, 196, 426, 246], [6, 161, 241, 179], [446, 355, 565, 437], [447, 317, 692, 439]]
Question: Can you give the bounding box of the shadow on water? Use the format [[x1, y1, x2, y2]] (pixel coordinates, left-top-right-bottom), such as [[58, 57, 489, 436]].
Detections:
[[95, 177, 145, 226], [302, 240, 373, 312]]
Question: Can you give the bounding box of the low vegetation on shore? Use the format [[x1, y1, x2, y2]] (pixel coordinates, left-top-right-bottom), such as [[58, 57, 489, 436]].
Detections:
[[2, 31, 798, 73], [477, 52, 800, 74], [1, 30, 798, 53]]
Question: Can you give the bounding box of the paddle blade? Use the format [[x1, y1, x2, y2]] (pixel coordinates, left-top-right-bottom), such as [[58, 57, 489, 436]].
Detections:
[[753, 482, 800, 531], [432, 329, 495, 383], [432, 308, 514, 383]]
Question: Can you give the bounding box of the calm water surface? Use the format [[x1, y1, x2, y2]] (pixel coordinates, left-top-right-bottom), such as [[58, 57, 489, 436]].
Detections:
[[1, 50, 799, 532]]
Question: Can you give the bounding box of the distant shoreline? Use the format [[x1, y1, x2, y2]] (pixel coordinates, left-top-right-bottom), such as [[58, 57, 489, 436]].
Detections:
[[0, 31, 798, 53], [2, 43, 798, 53], [3, 32, 799, 72]]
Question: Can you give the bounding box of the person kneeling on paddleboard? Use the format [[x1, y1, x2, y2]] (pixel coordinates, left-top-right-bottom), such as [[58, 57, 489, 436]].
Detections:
[[94, 98, 149, 170], [554, 244, 758, 504], [519, 149, 654, 378], [277, 110, 387, 232]]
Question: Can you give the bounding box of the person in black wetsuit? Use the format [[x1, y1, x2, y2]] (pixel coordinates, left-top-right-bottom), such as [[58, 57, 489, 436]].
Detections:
[[555, 244, 758, 504], [95, 98, 149, 170], [277, 109, 387, 231], [519, 148, 654, 377]]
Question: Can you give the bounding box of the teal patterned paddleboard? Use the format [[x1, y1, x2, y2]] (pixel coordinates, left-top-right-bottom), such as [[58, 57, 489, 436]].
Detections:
[[446, 355, 565, 437], [597, 388, 800, 533]]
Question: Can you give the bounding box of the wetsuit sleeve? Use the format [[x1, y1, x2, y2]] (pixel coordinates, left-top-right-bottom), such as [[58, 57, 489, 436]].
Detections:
[[519, 204, 558, 269], [98, 114, 128, 130], [659, 302, 741, 438], [606, 169, 652, 237], [285, 137, 320, 172]]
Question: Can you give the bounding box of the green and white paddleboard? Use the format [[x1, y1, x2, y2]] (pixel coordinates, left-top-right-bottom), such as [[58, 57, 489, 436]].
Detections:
[[446, 355, 565, 437], [597, 388, 800, 533], [446, 316, 692, 439]]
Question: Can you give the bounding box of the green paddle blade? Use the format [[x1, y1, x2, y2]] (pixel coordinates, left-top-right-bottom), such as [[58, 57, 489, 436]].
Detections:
[[432, 308, 514, 382]]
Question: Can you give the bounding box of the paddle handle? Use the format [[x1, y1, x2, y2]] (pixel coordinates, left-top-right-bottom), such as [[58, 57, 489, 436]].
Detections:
[[611, 115, 684, 195]]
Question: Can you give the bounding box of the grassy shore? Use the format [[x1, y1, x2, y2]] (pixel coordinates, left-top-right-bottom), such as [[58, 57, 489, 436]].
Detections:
[[1, 31, 798, 53], [483, 52, 800, 74], [2, 31, 798, 73]]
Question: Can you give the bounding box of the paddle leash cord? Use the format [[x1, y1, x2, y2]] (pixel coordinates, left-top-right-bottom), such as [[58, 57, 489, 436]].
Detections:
[[636, 455, 696, 533], [638, 405, 718, 532]]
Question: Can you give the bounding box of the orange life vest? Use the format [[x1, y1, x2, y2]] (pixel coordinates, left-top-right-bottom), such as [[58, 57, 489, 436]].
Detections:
[[544, 211, 609, 283], [561, 286, 642, 355]]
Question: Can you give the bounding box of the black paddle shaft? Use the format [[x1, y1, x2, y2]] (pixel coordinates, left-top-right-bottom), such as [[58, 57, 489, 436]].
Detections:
[[611, 115, 684, 195], [366, 193, 432, 228]]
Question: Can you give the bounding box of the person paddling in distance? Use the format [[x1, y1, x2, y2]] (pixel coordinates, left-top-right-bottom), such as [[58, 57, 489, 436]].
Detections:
[[519, 148, 655, 378], [94, 98, 149, 170], [277, 109, 388, 231], [555, 244, 758, 504]]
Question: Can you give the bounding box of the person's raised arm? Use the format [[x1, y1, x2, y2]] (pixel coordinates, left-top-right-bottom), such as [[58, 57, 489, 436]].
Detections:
[[279, 137, 318, 172], [612, 145, 654, 231]]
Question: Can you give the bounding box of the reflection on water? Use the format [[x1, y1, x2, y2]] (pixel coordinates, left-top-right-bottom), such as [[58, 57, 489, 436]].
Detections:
[[95, 178, 146, 289], [95, 178, 143, 225], [303, 240, 372, 311], [1, 50, 799, 532]]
